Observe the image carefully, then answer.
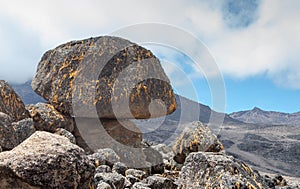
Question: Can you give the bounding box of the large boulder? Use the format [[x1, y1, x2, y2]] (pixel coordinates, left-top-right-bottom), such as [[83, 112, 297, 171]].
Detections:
[[32, 36, 176, 119], [0, 131, 95, 188], [177, 152, 269, 189], [172, 121, 223, 164], [0, 112, 35, 150], [26, 103, 74, 132], [0, 80, 29, 122]]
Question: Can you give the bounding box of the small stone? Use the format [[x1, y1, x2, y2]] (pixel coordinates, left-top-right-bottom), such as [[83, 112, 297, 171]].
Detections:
[[143, 147, 164, 174], [94, 172, 125, 189], [0, 114, 35, 150], [125, 169, 148, 180], [142, 175, 177, 189], [95, 165, 112, 174], [132, 182, 151, 189], [151, 144, 174, 161], [126, 175, 141, 185], [96, 148, 120, 166], [88, 152, 106, 167], [0, 80, 29, 122], [54, 128, 76, 144], [26, 103, 74, 132], [96, 181, 112, 189], [112, 162, 128, 176]]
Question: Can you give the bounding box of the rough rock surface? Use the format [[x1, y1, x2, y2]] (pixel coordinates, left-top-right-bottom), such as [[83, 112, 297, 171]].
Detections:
[[177, 152, 269, 189], [112, 162, 128, 175], [173, 121, 224, 164], [89, 148, 121, 167], [101, 119, 142, 147], [94, 172, 126, 189], [32, 36, 176, 119], [26, 103, 74, 132], [0, 80, 29, 122], [74, 118, 148, 168], [0, 112, 35, 150], [54, 128, 76, 144], [125, 169, 148, 180], [0, 131, 95, 188], [141, 175, 177, 189]]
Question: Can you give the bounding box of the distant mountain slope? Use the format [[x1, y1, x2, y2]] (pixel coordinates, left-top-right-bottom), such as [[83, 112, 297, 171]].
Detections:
[[134, 94, 242, 144], [229, 107, 300, 126], [10, 80, 45, 105], [166, 94, 240, 125]]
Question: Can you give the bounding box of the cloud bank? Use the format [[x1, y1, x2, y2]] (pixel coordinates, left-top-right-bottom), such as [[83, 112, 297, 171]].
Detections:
[[0, 0, 299, 89]]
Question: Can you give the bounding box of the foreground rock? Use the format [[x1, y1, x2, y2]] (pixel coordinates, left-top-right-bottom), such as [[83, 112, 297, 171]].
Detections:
[[0, 80, 29, 122], [26, 103, 74, 132], [0, 131, 95, 188], [0, 112, 35, 150], [32, 36, 176, 119], [173, 121, 224, 164], [177, 152, 269, 189]]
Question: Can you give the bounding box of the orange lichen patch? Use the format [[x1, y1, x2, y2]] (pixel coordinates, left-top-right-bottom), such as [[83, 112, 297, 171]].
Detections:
[[69, 70, 79, 79], [130, 94, 135, 102], [241, 162, 252, 175], [116, 58, 121, 63], [235, 182, 241, 189], [62, 74, 68, 79], [169, 103, 176, 112], [145, 51, 151, 57], [247, 183, 258, 189], [89, 41, 95, 47], [71, 51, 85, 61], [52, 95, 58, 103], [58, 61, 72, 72]]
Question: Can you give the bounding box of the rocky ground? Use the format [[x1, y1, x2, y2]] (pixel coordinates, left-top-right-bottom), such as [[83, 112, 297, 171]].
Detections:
[[1, 36, 299, 188]]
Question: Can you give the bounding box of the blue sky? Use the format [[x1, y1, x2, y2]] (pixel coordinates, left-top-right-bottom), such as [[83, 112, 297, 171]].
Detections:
[[0, 0, 299, 113]]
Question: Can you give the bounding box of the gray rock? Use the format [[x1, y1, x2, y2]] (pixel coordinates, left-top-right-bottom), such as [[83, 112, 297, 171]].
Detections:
[[94, 172, 125, 189], [95, 148, 120, 167], [0, 131, 95, 188], [97, 181, 112, 189], [32, 36, 176, 119], [173, 121, 224, 164], [125, 169, 148, 180], [142, 175, 177, 189], [132, 182, 151, 189], [126, 174, 141, 186], [177, 152, 269, 189], [112, 162, 128, 176], [11, 118, 36, 145], [0, 113, 35, 150], [0, 80, 29, 122], [88, 151, 107, 167], [96, 165, 112, 174], [54, 128, 76, 144], [151, 144, 174, 161], [26, 103, 74, 132]]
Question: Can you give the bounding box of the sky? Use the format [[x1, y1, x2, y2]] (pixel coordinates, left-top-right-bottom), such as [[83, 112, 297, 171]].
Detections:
[[0, 0, 299, 113]]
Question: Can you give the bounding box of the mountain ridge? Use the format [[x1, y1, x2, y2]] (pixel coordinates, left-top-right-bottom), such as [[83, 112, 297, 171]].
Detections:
[[229, 106, 300, 126]]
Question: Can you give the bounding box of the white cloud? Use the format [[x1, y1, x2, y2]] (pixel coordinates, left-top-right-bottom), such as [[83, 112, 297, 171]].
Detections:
[[0, 0, 299, 89], [209, 0, 300, 89]]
